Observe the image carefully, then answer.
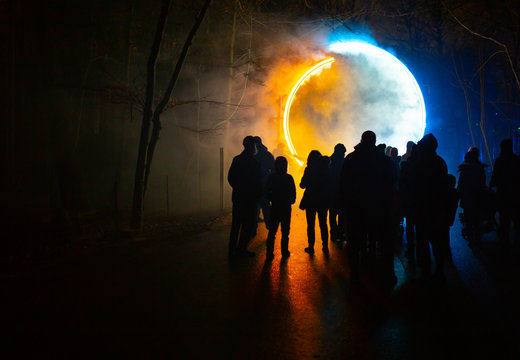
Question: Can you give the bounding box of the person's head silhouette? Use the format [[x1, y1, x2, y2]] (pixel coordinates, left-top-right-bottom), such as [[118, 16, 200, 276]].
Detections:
[[274, 156, 288, 174], [307, 150, 322, 167], [361, 131, 376, 146], [418, 133, 438, 155], [334, 143, 346, 155], [243, 136, 257, 155], [466, 147, 480, 162], [406, 141, 415, 153], [254, 136, 267, 152]]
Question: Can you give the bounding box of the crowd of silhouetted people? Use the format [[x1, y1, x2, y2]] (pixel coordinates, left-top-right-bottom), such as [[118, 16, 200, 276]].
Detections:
[[228, 132, 520, 284]]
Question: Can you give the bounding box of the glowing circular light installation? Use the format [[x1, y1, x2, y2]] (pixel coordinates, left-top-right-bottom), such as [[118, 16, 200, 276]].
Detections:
[[283, 41, 426, 165], [283, 57, 335, 166]]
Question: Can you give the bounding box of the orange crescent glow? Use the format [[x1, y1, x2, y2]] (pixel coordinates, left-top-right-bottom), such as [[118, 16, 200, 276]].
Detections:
[[283, 57, 335, 166]]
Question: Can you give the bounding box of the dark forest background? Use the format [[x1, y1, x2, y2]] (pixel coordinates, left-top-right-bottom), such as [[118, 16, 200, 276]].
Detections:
[[1, 0, 519, 242]]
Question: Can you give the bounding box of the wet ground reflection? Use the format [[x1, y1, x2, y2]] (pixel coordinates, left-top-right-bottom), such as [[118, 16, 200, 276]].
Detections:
[[5, 210, 516, 358], [224, 210, 513, 359]]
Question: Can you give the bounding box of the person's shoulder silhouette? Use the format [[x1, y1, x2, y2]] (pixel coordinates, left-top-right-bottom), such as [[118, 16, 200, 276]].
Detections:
[[228, 135, 262, 204]]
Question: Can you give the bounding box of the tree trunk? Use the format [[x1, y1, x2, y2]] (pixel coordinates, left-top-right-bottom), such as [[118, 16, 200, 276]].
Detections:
[[131, 0, 172, 230], [143, 0, 212, 196], [451, 52, 476, 147], [223, 2, 238, 148], [7, 0, 16, 166], [479, 49, 493, 169], [196, 73, 201, 210]]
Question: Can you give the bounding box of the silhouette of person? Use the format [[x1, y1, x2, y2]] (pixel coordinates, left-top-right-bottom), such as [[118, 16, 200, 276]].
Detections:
[[376, 143, 386, 153], [389, 147, 401, 182], [444, 174, 459, 262], [329, 143, 347, 243], [457, 147, 487, 243], [340, 131, 395, 282], [412, 134, 448, 280], [253, 136, 275, 235], [399, 142, 417, 261], [387, 146, 402, 249], [300, 150, 330, 255], [265, 156, 296, 260], [228, 136, 262, 257], [490, 139, 520, 247], [401, 141, 415, 162]]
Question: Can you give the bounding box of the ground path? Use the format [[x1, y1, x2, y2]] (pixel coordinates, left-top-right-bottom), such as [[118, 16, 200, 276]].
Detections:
[[3, 209, 520, 358]]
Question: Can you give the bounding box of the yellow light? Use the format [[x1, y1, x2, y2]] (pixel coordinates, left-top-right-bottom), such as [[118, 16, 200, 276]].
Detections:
[[283, 57, 335, 166]]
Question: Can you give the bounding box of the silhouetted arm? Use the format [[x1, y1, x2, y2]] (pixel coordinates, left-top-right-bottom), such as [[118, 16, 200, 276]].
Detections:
[[300, 168, 309, 189], [288, 175, 296, 205], [227, 157, 239, 188]]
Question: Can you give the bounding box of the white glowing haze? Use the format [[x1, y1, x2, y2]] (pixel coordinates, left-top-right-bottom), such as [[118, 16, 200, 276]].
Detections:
[[329, 41, 426, 154], [286, 41, 426, 158]]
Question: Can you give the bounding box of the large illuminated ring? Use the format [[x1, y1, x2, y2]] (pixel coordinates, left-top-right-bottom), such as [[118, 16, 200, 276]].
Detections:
[[283, 57, 335, 166]]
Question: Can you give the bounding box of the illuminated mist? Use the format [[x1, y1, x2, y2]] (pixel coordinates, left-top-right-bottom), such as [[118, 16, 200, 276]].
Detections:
[[143, 32, 428, 212]]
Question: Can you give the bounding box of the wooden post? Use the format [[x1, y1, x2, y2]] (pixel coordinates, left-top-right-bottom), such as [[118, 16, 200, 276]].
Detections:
[[220, 148, 224, 211], [166, 175, 170, 216]]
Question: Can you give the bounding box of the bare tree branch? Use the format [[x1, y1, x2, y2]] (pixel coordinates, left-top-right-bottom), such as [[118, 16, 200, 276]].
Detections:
[[131, 0, 172, 229], [143, 0, 212, 195], [164, 99, 252, 111], [469, 50, 506, 82], [451, 51, 476, 147], [443, 1, 520, 91]]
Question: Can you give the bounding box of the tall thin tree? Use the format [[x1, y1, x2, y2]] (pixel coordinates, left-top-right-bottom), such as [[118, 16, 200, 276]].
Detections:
[[131, 0, 212, 229]]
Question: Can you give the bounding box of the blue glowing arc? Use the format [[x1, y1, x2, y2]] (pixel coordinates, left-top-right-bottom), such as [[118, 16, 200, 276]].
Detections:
[[328, 41, 426, 145]]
